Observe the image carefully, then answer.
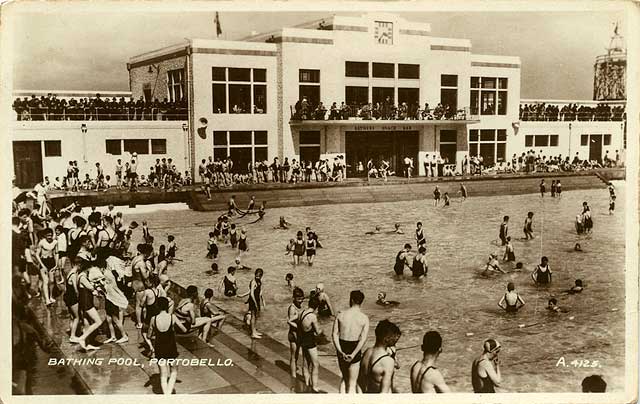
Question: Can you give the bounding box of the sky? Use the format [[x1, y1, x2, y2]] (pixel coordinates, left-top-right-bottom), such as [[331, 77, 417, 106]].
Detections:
[[8, 7, 626, 100]]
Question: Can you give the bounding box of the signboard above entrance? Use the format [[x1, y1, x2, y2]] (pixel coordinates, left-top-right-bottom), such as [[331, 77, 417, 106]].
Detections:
[[352, 125, 418, 131]]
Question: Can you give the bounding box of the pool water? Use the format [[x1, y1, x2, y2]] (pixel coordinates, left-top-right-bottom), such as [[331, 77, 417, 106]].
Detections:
[[125, 182, 625, 393]]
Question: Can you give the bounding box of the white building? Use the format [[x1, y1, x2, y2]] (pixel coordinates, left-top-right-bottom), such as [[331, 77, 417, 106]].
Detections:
[[10, 13, 625, 187]]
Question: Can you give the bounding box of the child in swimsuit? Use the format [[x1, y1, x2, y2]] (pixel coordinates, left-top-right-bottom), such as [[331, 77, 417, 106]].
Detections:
[[531, 256, 552, 285], [484, 254, 506, 275], [285, 239, 295, 255], [238, 229, 248, 253], [523, 212, 535, 240], [285, 273, 294, 289], [293, 231, 305, 265], [567, 279, 584, 294], [415, 222, 426, 248], [206, 232, 218, 259], [433, 186, 441, 206], [503, 237, 515, 262], [229, 224, 238, 248], [166, 235, 177, 261]]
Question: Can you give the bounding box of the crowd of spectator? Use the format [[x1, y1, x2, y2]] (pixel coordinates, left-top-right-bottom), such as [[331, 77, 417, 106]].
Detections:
[[519, 103, 625, 122], [292, 97, 467, 121], [13, 94, 188, 121]]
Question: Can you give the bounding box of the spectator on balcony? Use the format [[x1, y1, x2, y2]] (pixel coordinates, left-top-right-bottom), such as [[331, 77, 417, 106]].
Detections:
[[328, 102, 339, 120], [399, 102, 408, 120], [314, 102, 327, 120]]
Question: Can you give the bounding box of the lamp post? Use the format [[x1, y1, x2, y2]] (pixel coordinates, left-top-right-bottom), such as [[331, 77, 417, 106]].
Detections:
[[182, 122, 189, 173], [81, 123, 88, 163], [568, 122, 572, 157]]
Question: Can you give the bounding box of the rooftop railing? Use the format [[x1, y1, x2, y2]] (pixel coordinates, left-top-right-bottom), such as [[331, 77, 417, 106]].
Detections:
[[12, 106, 188, 121], [518, 101, 625, 122], [290, 103, 478, 122]]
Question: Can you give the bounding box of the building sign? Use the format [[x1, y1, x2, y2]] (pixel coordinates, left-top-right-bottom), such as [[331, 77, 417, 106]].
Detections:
[[374, 21, 393, 45], [352, 125, 417, 131]]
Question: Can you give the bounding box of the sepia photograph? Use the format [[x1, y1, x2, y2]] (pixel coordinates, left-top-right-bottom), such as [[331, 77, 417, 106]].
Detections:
[[1, 0, 638, 402]]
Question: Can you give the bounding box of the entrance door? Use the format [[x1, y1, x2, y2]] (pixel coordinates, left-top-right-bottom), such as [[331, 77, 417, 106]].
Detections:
[[589, 135, 603, 162], [13, 141, 43, 188], [345, 131, 419, 177]]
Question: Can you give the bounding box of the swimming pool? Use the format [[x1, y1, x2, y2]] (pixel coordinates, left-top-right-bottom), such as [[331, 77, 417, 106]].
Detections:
[[125, 182, 625, 393]]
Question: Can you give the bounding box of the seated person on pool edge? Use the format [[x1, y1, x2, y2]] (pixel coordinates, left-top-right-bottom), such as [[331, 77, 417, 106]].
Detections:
[[498, 282, 525, 313]]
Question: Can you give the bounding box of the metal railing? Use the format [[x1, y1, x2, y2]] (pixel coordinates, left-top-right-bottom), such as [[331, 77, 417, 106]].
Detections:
[[12, 106, 188, 121], [519, 102, 625, 122], [290, 103, 476, 121]]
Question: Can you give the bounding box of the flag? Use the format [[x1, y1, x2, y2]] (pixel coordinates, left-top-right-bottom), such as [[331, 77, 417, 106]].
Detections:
[[215, 12, 222, 38]]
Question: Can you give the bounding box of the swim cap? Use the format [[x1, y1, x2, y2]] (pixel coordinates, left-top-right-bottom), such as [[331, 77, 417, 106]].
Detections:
[[377, 292, 386, 300], [316, 283, 324, 291], [235, 257, 241, 264], [484, 339, 501, 353]]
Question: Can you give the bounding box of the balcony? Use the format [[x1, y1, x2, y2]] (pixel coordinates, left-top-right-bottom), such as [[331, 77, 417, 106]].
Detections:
[[519, 99, 626, 122]]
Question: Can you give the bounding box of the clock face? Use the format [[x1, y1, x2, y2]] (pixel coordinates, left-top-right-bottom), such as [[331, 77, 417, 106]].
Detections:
[[375, 21, 393, 45]]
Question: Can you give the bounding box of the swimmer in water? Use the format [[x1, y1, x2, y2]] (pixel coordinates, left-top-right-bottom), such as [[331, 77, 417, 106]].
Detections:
[[523, 212, 535, 240], [285, 239, 295, 256], [513, 262, 524, 271], [206, 232, 218, 259], [458, 183, 468, 201], [484, 254, 507, 275], [433, 186, 441, 207], [285, 273, 294, 289], [609, 194, 616, 215], [567, 279, 584, 294], [531, 256, 552, 285], [366, 226, 382, 235], [498, 282, 525, 313], [276, 216, 290, 230], [220, 266, 238, 297], [292, 231, 305, 265], [547, 298, 568, 313], [415, 222, 426, 248], [393, 244, 412, 276], [502, 237, 515, 263], [499, 216, 509, 246], [393, 223, 404, 234], [228, 195, 237, 216], [443, 192, 450, 207], [314, 283, 334, 317], [574, 243, 582, 252], [207, 262, 219, 275], [376, 292, 400, 307], [575, 215, 584, 234]]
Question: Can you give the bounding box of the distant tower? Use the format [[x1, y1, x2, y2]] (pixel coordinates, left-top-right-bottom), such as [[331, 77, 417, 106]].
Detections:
[[593, 22, 626, 101]]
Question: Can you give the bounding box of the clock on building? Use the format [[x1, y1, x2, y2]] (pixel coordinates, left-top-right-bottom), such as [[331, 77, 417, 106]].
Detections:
[[374, 21, 393, 45]]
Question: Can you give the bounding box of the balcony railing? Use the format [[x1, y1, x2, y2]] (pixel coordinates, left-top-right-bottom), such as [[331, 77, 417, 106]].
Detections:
[[12, 106, 188, 121], [290, 103, 478, 122], [519, 101, 625, 122]]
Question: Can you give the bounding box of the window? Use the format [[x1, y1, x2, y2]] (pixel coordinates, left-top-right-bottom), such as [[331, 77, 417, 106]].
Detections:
[[527, 135, 559, 148], [471, 77, 508, 116], [123, 139, 149, 154], [439, 130, 457, 163], [299, 69, 320, 83], [441, 75, 458, 87], [372, 87, 394, 104], [228, 68, 251, 82], [345, 86, 368, 107], [299, 131, 321, 164], [550, 135, 559, 147], [212, 131, 270, 172], [345, 61, 368, 77], [398, 64, 419, 79], [105, 140, 122, 155], [44, 140, 61, 157], [604, 134, 611, 145], [525, 135, 533, 148], [534, 135, 549, 147], [253, 69, 266, 82], [167, 69, 184, 102], [468, 129, 507, 165], [372, 63, 394, 78], [581, 135, 589, 146], [212, 84, 226, 113], [211, 67, 267, 114], [151, 139, 167, 154]]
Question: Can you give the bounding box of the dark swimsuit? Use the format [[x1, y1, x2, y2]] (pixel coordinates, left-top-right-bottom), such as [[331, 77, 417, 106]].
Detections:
[[63, 272, 78, 307], [230, 231, 237, 248], [77, 273, 94, 312], [174, 300, 193, 333], [338, 339, 362, 366], [471, 358, 496, 393], [365, 353, 393, 393], [238, 235, 247, 252], [152, 316, 179, 359], [293, 239, 305, 256], [223, 276, 237, 297], [504, 293, 518, 313], [298, 310, 316, 349], [416, 229, 426, 246], [535, 265, 551, 284], [306, 239, 316, 257], [247, 279, 261, 313], [411, 364, 439, 393], [287, 304, 299, 343], [144, 288, 160, 324], [394, 251, 406, 275], [412, 256, 425, 277]]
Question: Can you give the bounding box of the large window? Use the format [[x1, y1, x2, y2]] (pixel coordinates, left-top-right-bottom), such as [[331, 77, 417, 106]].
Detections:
[[372, 87, 394, 104], [441, 74, 458, 112], [471, 77, 508, 115], [468, 129, 507, 166], [151, 139, 167, 154], [123, 139, 150, 155], [299, 69, 320, 83], [398, 64, 419, 79], [299, 130, 321, 163], [212, 130, 268, 172], [372, 63, 394, 78], [299, 69, 320, 108], [44, 140, 61, 157], [345, 86, 368, 107], [167, 69, 184, 103], [345, 61, 369, 78], [105, 139, 122, 155], [439, 130, 457, 163], [211, 67, 267, 114], [525, 134, 559, 148]]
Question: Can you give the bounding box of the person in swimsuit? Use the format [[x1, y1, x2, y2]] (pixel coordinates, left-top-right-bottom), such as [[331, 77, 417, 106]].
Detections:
[[523, 212, 535, 240], [35, 228, 57, 305], [410, 331, 451, 393], [228, 195, 237, 216], [376, 292, 399, 307], [298, 294, 324, 393], [174, 285, 214, 345], [415, 222, 426, 249], [63, 258, 80, 343], [76, 260, 104, 351], [609, 194, 616, 215], [411, 245, 428, 278], [287, 287, 305, 379], [239, 269, 265, 339], [246, 196, 256, 213], [459, 183, 468, 201], [539, 179, 546, 197], [206, 232, 218, 259], [443, 192, 450, 207], [221, 266, 238, 297], [306, 234, 317, 266], [556, 179, 562, 197], [546, 298, 568, 313], [293, 231, 305, 265], [582, 202, 593, 233], [484, 254, 506, 275], [531, 256, 552, 285], [149, 297, 186, 394], [54, 225, 68, 279], [358, 319, 401, 393], [551, 180, 556, 197], [285, 273, 294, 289], [393, 223, 404, 234], [498, 282, 525, 313], [332, 290, 369, 393], [277, 216, 290, 230], [238, 229, 248, 254], [433, 186, 441, 207], [201, 288, 227, 335], [503, 237, 515, 262], [166, 235, 177, 262], [471, 339, 502, 393], [567, 279, 584, 294], [394, 244, 412, 276], [135, 277, 161, 354], [499, 216, 509, 246], [314, 283, 334, 317], [102, 252, 129, 344], [229, 224, 238, 249]]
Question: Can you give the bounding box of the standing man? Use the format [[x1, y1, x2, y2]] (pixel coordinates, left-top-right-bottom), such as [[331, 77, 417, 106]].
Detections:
[[471, 339, 502, 393], [499, 216, 509, 246], [410, 331, 451, 393], [115, 159, 123, 190], [332, 290, 369, 393], [358, 319, 402, 393], [129, 152, 138, 191]]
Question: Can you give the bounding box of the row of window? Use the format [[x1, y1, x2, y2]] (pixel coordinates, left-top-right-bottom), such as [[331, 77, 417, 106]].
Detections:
[[106, 139, 167, 155], [212, 67, 266, 83], [469, 129, 507, 166], [212, 130, 268, 166], [345, 62, 420, 79], [525, 135, 559, 148], [212, 67, 268, 114]]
